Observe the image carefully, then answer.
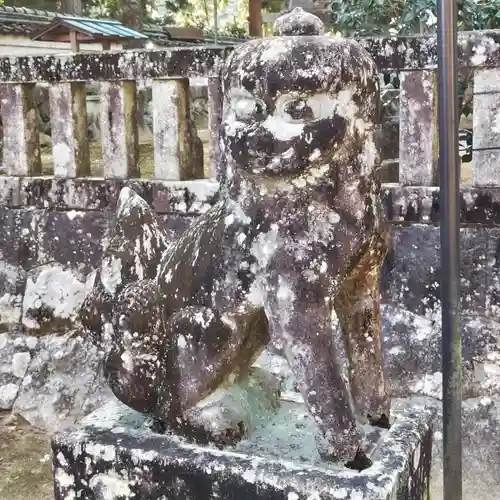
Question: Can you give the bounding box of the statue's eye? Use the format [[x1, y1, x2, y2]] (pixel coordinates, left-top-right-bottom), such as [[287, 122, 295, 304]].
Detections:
[[233, 97, 267, 122], [281, 99, 315, 123]]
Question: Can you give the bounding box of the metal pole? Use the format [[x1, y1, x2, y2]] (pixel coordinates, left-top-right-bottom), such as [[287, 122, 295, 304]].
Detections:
[[437, 0, 462, 497]]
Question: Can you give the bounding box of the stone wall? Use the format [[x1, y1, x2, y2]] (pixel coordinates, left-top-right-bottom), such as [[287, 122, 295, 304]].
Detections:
[[1, 177, 500, 434]]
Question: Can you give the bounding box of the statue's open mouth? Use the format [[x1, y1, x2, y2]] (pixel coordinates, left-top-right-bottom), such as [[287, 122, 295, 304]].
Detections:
[[248, 149, 308, 178], [234, 116, 348, 179], [244, 144, 338, 181]]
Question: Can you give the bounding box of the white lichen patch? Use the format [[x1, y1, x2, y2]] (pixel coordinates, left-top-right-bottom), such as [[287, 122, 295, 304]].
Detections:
[[85, 443, 116, 462], [22, 264, 92, 329], [11, 351, 31, 378], [101, 256, 123, 296], [0, 382, 20, 409], [0, 292, 22, 326], [261, 116, 304, 141], [409, 372, 442, 400], [0, 260, 23, 326], [250, 224, 280, 270], [55, 467, 75, 488], [89, 471, 132, 500]]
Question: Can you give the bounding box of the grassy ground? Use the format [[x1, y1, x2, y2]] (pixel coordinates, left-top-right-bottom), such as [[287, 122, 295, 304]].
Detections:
[[0, 413, 53, 500], [40, 131, 211, 179], [42, 141, 163, 178]]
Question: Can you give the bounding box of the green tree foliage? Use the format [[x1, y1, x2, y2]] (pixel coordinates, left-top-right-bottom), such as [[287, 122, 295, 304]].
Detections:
[[330, 0, 500, 36], [330, 0, 500, 120], [169, 0, 249, 36], [83, 0, 122, 17]]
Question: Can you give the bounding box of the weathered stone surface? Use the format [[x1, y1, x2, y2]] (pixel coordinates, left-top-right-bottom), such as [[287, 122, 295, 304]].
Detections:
[[49, 82, 90, 178], [14, 177, 218, 214], [394, 395, 500, 500], [80, 187, 171, 352], [45, 79, 210, 144], [4, 298, 500, 432], [12, 180, 500, 225], [207, 76, 222, 179], [0, 31, 499, 85], [0, 260, 25, 329], [0, 207, 38, 270], [473, 68, 500, 187], [158, 214, 196, 241], [382, 225, 491, 316], [0, 201, 216, 333], [0, 83, 41, 176], [52, 399, 433, 500], [0, 176, 21, 206], [359, 30, 500, 70], [12, 333, 106, 431], [274, 6, 325, 35], [151, 179, 218, 214], [81, 9, 391, 467], [253, 348, 297, 394], [100, 81, 140, 179], [184, 367, 281, 442], [383, 306, 500, 400], [399, 71, 435, 186], [0, 331, 38, 410], [20, 177, 129, 211], [256, 304, 500, 402], [381, 184, 500, 224], [0, 47, 231, 83], [21, 264, 95, 332], [152, 78, 204, 180], [37, 210, 107, 273]]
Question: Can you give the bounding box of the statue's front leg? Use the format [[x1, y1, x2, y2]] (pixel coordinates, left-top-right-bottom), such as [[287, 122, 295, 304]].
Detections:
[[334, 233, 390, 428], [274, 302, 368, 468]]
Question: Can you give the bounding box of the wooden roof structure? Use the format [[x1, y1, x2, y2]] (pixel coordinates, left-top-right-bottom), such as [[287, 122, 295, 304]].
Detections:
[[31, 14, 148, 51]]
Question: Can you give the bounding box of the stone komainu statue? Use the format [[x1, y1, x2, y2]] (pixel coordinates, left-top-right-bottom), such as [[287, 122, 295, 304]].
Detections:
[[81, 8, 391, 469]]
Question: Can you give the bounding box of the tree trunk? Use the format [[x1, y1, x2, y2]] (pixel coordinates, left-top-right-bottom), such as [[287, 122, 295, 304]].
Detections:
[[248, 0, 263, 37], [120, 0, 147, 132], [58, 0, 82, 14], [121, 0, 144, 48]]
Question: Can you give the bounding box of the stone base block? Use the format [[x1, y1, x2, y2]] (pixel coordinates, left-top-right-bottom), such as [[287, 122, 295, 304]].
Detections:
[[52, 399, 433, 500]]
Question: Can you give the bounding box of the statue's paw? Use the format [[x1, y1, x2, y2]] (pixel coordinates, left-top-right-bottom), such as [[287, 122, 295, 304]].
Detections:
[[183, 367, 281, 446], [357, 394, 391, 430], [344, 448, 373, 471], [103, 346, 162, 416], [144, 417, 169, 434], [368, 412, 391, 430]]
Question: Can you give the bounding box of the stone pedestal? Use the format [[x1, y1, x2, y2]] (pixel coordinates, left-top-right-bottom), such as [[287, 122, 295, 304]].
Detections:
[[52, 399, 433, 500]]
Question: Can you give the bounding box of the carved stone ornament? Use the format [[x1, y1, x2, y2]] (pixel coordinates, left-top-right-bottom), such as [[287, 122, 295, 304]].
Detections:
[[81, 8, 391, 469]]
